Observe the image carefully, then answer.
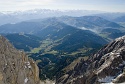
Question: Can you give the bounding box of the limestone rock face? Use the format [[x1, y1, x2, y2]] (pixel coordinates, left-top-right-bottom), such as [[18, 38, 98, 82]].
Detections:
[[56, 36, 125, 84], [0, 36, 40, 84]]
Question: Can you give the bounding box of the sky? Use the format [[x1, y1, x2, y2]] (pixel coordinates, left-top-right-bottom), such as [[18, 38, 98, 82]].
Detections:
[[0, 0, 125, 12]]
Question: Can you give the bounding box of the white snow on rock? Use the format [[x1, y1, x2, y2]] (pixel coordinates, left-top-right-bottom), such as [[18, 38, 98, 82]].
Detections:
[[24, 77, 28, 84], [40, 79, 55, 84], [28, 65, 31, 68], [115, 36, 125, 41], [98, 76, 114, 83], [24, 61, 31, 69]]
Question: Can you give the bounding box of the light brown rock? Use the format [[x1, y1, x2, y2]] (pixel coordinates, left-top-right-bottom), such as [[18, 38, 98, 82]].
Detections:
[[0, 36, 40, 84]]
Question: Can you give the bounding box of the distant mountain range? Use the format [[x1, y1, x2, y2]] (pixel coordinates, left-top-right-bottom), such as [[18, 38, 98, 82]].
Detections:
[[0, 14, 125, 81], [56, 16, 123, 29], [0, 9, 105, 25], [0, 16, 123, 34], [113, 16, 125, 22], [94, 12, 125, 21], [0, 16, 117, 54], [0, 9, 125, 26]]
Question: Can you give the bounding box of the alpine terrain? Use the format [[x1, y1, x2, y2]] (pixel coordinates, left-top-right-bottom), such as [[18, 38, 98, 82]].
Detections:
[[0, 8, 125, 84], [56, 36, 125, 84], [0, 36, 40, 84]]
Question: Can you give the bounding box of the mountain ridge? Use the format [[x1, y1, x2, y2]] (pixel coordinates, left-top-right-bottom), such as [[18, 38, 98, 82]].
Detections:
[[0, 16, 123, 34], [0, 9, 105, 25], [56, 35, 125, 84]]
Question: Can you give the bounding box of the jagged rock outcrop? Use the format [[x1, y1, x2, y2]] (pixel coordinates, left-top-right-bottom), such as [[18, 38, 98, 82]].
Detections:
[[0, 35, 40, 84], [56, 35, 125, 84]]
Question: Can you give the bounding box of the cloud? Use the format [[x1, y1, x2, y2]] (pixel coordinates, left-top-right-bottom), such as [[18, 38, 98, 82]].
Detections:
[[0, 0, 54, 5], [0, 0, 56, 7], [0, 0, 55, 11], [0, 0, 124, 12]]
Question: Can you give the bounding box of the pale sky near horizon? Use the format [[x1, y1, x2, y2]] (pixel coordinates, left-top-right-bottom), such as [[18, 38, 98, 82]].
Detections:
[[0, 0, 125, 12]]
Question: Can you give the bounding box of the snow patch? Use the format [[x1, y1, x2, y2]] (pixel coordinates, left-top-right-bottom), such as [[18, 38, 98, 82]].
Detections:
[[98, 76, 114, 83], [112, 73, 123, 83], [27, 62, 30, 65], [24, 77, 28, 84], [115, 36, 125, 41], [110, 52, 114, 55], [117, 73, 123, 78], [25, 62, 31, 69], [28, 66, 31, 68], [24, 65, 27, 68], [79, 75, 83, 78], [40, 79, 55, 84], [27, 62, 31, 69]]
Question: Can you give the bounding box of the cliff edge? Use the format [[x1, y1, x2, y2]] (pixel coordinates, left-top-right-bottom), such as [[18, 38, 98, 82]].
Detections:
[[0, 36, 40, 84]]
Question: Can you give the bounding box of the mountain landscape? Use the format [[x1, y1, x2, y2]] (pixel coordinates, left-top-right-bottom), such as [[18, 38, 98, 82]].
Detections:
[[56, 35, 125, 84], [0, 18, 109, 80], [0, 7, 125, 84]]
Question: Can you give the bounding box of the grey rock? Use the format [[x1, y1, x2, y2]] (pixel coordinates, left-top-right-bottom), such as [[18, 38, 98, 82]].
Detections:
[[56, 36, 125, 84], [0, 36, 40, 84]]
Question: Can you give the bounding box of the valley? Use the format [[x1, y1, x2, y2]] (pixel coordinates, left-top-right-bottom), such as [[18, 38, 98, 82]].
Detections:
[[0, 0, 125, 83], [0, 9, 125, 84]]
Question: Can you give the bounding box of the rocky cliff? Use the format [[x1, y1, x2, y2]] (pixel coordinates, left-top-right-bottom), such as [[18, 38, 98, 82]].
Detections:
[[56, 35, 125, 84], [0, 35, 40, 84]]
